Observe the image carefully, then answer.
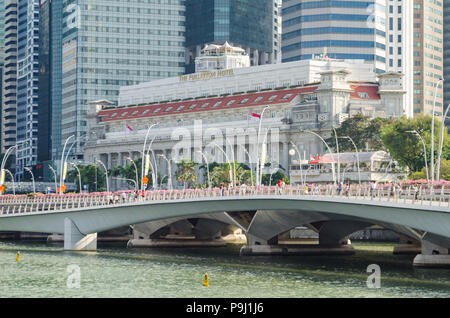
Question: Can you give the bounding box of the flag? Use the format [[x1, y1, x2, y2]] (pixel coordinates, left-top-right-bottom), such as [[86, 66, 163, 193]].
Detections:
[[126, 124, 133, 132], [308, 155, 320, 164], [250, 112, 261, 119]]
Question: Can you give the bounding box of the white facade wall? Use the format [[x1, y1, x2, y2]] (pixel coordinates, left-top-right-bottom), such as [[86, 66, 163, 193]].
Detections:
[[118, 59, 377, 106]]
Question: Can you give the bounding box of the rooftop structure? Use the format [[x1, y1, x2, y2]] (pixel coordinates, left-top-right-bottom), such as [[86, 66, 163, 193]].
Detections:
[[195, 42, 250, 72]]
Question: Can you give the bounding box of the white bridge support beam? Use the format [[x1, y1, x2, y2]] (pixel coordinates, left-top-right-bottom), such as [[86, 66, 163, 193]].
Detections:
[[64, 217, 97, 251], [413, 233, 450, 268]]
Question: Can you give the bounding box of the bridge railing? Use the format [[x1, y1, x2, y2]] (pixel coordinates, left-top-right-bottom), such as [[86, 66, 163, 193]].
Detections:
[[0, 184, 450, 216]]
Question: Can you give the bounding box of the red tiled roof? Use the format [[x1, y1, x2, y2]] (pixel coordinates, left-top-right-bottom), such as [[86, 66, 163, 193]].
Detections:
[[98, 86, 318, 122], [98, 84, 381, 123], [350, 85, 380, 100]]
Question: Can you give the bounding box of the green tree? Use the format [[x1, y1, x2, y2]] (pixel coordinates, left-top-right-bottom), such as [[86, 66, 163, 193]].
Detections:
[[66, 165, 105, 192], [110, 158, 143, 188], [261, 171, 290, 186], [175, 159, 197, 188], [380, 115, 450, 174], [325, 114, 391, 152]]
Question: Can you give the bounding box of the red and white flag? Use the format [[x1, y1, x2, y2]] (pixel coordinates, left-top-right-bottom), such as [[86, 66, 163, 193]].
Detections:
[[126, 124, 133, 132], [308, 155, 320, 164], [250, 112, 261, 119]]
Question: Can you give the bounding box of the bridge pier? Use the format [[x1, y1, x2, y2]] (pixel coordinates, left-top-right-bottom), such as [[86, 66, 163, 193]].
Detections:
[[64, 218, 97, 251], [413, 233, 450, 268]]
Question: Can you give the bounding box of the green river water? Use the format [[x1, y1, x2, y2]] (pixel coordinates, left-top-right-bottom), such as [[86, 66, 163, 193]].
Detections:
[[0, 241, 449, 298]]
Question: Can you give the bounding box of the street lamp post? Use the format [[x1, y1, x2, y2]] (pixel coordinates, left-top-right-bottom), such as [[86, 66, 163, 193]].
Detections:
[[69, 162, 82, 193], [126, 157, 139, 191], [196, 150, 211, 189], [255, 106, 270, 186], [24, 167, 35, 193], [4, 169, 15, 195], [96, 159, 110, 193], [158, 154, 173, 190], [406, 130, 429, 183], [333, 128, 341, 183], [303, 130, 336, 185], [48, 165, 58, 193], [238, 145, 254, 187], [436, 104, 450, 181], [213, 143, 234, 187], [141, 123, 159, 191], [258, 128, 271, 187], [290, 142, 304, 186], [226, 138, 237, 187], [339, 136, 361, 185], [112, 177, 137, 191], [60, 135, 75, 193], [431, 78, 444, 183], [1, 145, 16, 186]]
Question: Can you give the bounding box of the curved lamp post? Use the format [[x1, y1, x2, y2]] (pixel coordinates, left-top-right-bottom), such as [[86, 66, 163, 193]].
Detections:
[[436, 103, 450, 181], [255, 106, 270, 187], [96, 159, 110, 193], [69, 162, 82, 193], [431, 78, 444, 183], [196, 150, 211, 189], [406, 130, 429, 183], [24, 167, 35, 194], [237, 145, 254, 187], [141, 123, 159, 190], [332, 128, 341, 183], [126, 157, 139, 191], [60, 135, 75, 192], [1, 145, 16, 187], [258, 128, 271, 187], [4, 169, 15, 195], [48, 165, 58, 193], [289, 142, 304, 186], [213, 143, 234, 187], [303, 130, 336, 185], [225, 138, 237, 187], [339, 136, 361, 185], [158, 154, 173, 190], [112, 177, 137, 191]]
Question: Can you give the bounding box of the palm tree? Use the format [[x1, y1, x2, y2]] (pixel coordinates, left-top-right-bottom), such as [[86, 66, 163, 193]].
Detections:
[[175, 159, 197, 189]]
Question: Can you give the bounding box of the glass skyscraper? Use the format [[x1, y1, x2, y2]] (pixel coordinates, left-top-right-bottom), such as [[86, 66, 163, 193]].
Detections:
[[44, 0, 186, 161], [15, 0, 40, 177], [281, 0, 388, 74], [185, 0, 276, 72]]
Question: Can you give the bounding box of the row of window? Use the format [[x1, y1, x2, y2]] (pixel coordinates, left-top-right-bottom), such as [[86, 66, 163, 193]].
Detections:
[[282, 27, 385, 41], [283, 40, 386, 52], [283, 14, 385, 28]]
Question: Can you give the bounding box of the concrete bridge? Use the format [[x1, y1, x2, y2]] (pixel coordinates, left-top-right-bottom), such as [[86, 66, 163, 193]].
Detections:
[[0, 185, 450, 267]]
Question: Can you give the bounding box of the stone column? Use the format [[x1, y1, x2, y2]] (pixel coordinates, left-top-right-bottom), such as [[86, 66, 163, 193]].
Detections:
[[281, 142, 289, 173]]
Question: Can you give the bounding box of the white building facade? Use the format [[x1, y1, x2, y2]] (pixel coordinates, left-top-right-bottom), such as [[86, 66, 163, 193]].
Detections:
[[84, 59, 405, 189]]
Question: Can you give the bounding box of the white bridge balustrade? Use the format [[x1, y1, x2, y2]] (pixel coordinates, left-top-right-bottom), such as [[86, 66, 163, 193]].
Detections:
[[0, 184, 450, 214], [0, 184, 450, 267]]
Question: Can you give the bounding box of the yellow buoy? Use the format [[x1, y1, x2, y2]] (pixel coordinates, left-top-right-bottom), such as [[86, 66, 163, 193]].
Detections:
[[16, 251, 20, 262], [203, 273, 209, 287]]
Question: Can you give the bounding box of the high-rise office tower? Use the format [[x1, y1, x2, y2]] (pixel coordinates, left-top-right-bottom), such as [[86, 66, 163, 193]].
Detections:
[[185, 0, 276, 73], [281, 0, 388, 73], [15, 0, 40, 177], [0, 0, 5, 151], [443, 0, 450, 114], [42, 0, 186, 163], [385, 0, 414, 118], [413, 0, 444, 116], [38, 0, 56, 172], [281, 0, 415, 117], [1, 0, 18, 154]]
